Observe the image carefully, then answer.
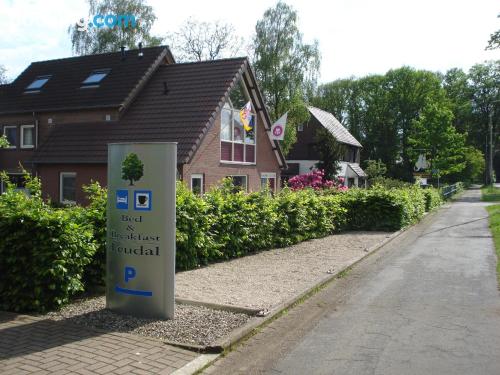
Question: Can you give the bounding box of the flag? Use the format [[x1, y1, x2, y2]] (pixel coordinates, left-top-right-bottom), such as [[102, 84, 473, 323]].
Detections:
[[239, 101, 253, 131], [271, 113, 288, 140]]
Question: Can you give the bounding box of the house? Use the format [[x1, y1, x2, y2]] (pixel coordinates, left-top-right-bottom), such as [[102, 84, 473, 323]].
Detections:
[[285, 106, 366, 187], [0, 46, 286, 204]]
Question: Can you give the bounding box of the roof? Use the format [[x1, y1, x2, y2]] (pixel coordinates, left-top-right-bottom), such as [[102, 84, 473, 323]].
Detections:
[[348, 163, 366, 177], [338, 162, 366, 178], [32, 57, 286, 167], [0, 46, 172, 114], [308, 106, 362, 148]]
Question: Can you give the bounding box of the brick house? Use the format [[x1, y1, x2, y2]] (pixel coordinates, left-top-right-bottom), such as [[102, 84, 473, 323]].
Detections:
[[0, 46, 286, 204], [285, 106, 366, 187]]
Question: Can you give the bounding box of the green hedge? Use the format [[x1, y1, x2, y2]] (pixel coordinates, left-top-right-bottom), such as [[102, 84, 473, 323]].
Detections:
[[0, 175, 443, 312], [0, 176, 96, 312], [423, 188, 443, 211], [338, 186, 427, 231]]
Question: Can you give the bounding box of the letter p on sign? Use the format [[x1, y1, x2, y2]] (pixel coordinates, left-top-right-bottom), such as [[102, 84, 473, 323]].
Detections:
[[125, 266, 136, 283]]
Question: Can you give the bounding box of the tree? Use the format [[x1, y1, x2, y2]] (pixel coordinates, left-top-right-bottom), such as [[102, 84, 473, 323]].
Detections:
[[364, 159, 387, 179], [409, 100, 467, 179], [166, 18, 244, 62], [68, 0, 162, 56], [314, 126, 343, 179], [486, 14, 499, 50], [253, 1, 320, 120], [121, 153, 144, 185], [0, 65, 7, 84]]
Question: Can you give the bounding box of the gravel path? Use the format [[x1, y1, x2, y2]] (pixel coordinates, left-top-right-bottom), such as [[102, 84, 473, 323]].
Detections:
[[176, 231, 392, 310], [44, 296, 250, 346]]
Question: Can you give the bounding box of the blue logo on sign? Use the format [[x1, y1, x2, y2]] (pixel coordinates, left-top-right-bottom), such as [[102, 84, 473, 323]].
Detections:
[[115, 266, 152, 297], [116, 190, 128, 209], [134, 190, 152, 211]]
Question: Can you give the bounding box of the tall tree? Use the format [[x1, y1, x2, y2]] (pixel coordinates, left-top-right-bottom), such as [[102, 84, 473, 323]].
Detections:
[[166, 18, 244, 62], [409, 99, 467, 179], [68, 0, 162, 55], [314, 127, 343, 179], [253, 1, 320, 154]]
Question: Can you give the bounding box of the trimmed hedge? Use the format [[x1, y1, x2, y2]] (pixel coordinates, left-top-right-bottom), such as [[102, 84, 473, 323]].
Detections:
[[339, 186, 426, 231], [0, 176, 96, 312], [423, 188, 443, 211], [0, 174, 445, 312]]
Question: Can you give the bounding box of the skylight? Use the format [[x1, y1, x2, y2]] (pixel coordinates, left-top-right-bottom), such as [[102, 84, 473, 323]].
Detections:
[[82, 69, 110, 86], [25, 75, 51, 91]]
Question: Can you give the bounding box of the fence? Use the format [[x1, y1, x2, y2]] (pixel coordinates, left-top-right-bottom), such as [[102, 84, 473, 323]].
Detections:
[[441, 183, 460, 199]]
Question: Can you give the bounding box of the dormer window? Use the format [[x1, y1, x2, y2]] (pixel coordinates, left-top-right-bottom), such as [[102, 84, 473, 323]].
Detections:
[[81, 69, 110, 87], [25, 75, 51, 92]]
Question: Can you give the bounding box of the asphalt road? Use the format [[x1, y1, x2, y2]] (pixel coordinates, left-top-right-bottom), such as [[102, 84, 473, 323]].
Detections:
[[205, 188, 500, 375]]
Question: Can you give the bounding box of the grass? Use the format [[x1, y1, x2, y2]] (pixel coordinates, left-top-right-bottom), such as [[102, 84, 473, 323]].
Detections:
[[486, 204, 500, 287], [481, 185, 500, 202]]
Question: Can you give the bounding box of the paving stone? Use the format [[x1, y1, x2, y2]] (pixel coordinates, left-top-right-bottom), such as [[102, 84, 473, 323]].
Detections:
[[0, 311, 197, 374]]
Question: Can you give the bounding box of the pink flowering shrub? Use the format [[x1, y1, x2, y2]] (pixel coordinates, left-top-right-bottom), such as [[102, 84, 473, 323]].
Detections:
[[288, 169, 347, 191]]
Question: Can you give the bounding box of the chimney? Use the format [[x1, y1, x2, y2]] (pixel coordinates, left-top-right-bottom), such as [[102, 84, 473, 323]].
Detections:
[[138, 42, 143, 58], [120, 46, 126, 61]]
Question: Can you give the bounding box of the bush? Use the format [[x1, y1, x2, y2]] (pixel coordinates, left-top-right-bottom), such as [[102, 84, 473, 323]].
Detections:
[[0, 174, 435, 313], [423, 188, 443, 211], [340, 186, 426, 231], [81, 182, 107, 288], [0, 175, 96, 312], [176, 182, 218, 270]]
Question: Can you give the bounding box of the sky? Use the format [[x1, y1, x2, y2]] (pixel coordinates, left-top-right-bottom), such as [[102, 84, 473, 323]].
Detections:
[[0, 0, 499, 83]]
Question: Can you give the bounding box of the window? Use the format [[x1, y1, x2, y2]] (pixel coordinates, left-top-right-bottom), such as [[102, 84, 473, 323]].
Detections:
[[1, 174, 27, 194], [191, 174, 204, 195], [81, 69, 110, 87], [297, 124, 304, 132], [220, 99, 256, 164], [227, 175, 247, 192], [20, 125, 35, 149], [260, 172, 276, 192], [3, 126, 17, 148], [60, 172, 76, 203], [25, 75, 51, 92]]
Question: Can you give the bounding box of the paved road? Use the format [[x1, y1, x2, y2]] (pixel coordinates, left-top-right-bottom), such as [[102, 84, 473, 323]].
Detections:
[[206, 188, 500, 375]]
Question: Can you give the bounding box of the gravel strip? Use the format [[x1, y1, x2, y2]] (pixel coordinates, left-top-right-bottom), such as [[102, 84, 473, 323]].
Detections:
[[43, 296, 250, 346], [176, 231, 393, 310]]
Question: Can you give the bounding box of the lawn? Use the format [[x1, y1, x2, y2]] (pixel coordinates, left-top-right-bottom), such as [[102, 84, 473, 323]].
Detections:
[[486, 204, 500, 286], [481, 185, 500, 202]]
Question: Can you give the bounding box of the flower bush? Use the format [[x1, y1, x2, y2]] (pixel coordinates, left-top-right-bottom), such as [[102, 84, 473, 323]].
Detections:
[[288, 169, 347, 191]]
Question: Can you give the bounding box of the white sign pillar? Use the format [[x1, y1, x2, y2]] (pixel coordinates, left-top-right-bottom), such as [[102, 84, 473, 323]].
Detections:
[[106, 143, 176, 319]]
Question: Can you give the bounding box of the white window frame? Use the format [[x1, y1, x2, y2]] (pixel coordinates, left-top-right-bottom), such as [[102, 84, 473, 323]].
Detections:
[[220, 98, 257, 165], [297, 124, 304, 132], [227, 175, 248, 192], [190, 174, 204, 195], [3, 126, 17, 149], [60, 172, 77, 204], [20, 125, 35, 149], [260, 172, 277, 191]]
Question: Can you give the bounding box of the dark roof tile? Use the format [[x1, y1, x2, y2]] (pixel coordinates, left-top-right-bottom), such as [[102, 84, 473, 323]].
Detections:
[[32, 58, 248, 164], [0, 46, 170, 114]]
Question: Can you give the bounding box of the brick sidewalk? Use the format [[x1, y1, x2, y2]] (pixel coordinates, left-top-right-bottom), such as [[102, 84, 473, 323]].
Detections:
[[0, 312, 197, 374]]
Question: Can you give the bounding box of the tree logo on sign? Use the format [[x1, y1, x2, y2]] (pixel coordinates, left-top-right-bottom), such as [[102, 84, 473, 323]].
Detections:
[[122, 153, 144, 186]]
